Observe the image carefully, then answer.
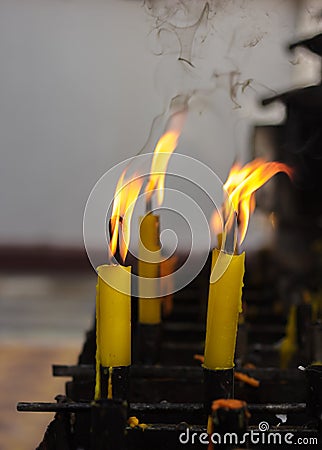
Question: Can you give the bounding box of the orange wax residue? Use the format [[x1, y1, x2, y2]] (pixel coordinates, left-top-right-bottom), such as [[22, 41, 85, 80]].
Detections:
[[193, 354, 205, 364], [128, 416, 139, 428], [207, 399, 251, 450], [127, 416, 148, 431], [234, 371, 260, 388], [162, 295, 174, 318], [212, 399, 251, 418], [193, 355, 259, 387], [243, 362, 256, 369], [107, 367, 113, 399]]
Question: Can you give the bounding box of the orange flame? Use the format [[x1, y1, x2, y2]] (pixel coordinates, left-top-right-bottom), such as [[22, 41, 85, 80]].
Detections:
[[145, 106, 186, 206], [110, 170, 143, 262], [145, 130, 180, 206], [109, 109, 185, 260], [212, 158, 293, 245]]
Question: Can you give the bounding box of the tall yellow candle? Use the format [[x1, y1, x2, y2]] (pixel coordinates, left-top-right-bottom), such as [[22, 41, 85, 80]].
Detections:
[[138, 214, 162, 324], [204, 249, 245, 370], [96, 264, 131, 367]]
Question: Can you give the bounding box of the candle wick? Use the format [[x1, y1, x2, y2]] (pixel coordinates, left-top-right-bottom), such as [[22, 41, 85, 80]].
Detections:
[[108, 216, 124, 264]]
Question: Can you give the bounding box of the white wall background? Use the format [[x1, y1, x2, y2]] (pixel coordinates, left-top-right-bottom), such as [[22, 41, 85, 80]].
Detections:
[[0, 0, 321, 248]]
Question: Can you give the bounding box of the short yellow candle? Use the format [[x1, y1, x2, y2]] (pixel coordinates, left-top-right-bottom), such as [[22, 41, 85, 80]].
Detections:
[[96, 264, 131, 367], [138, 214, 162, 324], [204, 249, 245, 370]]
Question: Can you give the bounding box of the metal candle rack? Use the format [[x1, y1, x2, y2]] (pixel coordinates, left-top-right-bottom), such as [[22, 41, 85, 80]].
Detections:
[[17, 362, 322, 449], [17, 261, 322, 449]]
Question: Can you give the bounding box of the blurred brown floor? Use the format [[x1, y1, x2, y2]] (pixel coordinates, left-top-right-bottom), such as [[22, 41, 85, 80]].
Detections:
[[0, 345, 79, 450], [0, 272, 95, 450]]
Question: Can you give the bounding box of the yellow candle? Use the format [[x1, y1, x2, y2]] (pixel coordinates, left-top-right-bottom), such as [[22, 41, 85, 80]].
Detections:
[[138, 214, 162, 324], [96, 264, 131, 367], [204, 249, 245, 370]]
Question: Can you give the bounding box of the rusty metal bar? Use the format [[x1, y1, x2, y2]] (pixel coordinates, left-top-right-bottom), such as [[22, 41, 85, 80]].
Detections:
[[17, 401, 307, 414], [52, 364, 305, 382]]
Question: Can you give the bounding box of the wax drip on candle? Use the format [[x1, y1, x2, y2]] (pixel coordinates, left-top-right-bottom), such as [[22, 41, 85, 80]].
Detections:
[[107, 367, 113, 400], [207, 415, 214, 450], [95, 281, 101, 400]]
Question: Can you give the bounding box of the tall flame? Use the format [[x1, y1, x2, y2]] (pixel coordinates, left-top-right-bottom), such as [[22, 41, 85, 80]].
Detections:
[[145, 109, 186, 207], [145, 130, 180, 206], [109, 109, 185, 261], [110, 170, 143, 262], [213, 158, 293, 245]]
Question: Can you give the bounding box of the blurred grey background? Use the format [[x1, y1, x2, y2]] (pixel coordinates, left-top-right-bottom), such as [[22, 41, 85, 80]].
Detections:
[[1, 0, 320, 249]]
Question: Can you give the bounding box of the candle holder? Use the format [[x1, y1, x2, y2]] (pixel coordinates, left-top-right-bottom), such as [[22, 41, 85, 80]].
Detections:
[[90, 399, 127, 450], [203, 367, 234, 414], [211, 399, 250, 438], [99, 366, 130, 401]]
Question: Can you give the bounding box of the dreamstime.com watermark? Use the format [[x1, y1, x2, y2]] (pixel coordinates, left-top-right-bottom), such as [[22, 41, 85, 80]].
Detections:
[[178, 422, 319, 446]]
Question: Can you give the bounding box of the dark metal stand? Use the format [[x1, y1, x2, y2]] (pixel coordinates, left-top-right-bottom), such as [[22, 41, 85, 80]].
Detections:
[[305, 365, 322, 426], [211, 400, 250, 444], [99, 365, 129, 401], [312, 322, 322, 362], [90, 399, 127, 450], [203, 368, 234, 414]]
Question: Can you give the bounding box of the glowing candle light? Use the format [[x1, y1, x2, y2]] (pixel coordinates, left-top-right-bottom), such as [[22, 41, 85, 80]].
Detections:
[[205, 159, 293, 373], [95, 171, 143, 400], [138, 113, 183, 324]]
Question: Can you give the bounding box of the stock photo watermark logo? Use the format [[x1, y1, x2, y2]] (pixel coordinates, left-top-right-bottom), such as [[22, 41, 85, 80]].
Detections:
[[83, 153, 236, 296], [179, 421, 319, 446]]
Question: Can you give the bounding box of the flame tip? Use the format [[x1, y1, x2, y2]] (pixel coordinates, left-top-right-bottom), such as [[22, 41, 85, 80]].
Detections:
[[212, 158, 293, 246], [110, 170, 144, 261]]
